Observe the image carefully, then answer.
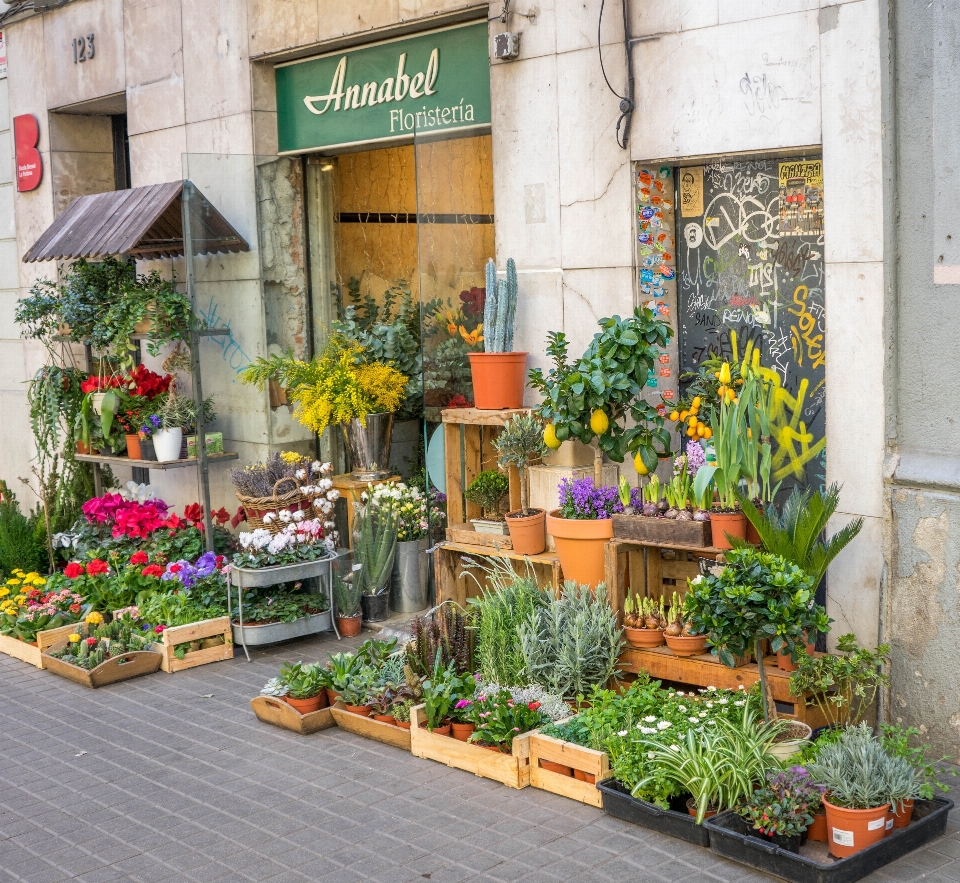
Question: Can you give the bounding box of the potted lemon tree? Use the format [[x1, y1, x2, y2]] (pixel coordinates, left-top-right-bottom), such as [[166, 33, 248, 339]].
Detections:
[[529, 307, 672, 586]]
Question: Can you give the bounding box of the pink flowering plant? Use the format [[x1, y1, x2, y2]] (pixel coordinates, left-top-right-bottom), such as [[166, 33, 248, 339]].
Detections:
[[233, 518, 335, 569], [0, 570, 88, 643], [466, 689, 549, 750]]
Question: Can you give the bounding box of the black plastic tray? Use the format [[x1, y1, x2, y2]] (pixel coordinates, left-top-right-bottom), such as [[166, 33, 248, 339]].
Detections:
[[703, 798, 954, 883], [597, 779, 711, 847]]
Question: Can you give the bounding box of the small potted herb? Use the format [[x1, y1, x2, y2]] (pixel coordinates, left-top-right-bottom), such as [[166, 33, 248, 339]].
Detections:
[[467, 689, 548, 752], [737, 767, 821, 853], [492, 413, 549, 555], [464, 469, 510, 534], [879, 724, 955, 827]]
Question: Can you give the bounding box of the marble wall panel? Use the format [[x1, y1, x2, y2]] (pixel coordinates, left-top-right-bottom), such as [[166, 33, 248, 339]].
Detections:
[[124, 0, 185, 136]]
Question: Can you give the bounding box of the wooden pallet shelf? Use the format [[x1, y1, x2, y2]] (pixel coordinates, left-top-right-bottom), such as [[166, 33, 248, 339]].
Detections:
[[435, 541, 562, 606], [75, 451, 239, 470]]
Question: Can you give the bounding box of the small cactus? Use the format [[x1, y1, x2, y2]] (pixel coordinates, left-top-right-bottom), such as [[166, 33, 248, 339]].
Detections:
[[483, 257, 518, 353], [90, 647, 105, 668]]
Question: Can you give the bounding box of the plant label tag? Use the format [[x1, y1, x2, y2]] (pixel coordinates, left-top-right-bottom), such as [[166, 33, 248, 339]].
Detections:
[[868, 817, 886, 831], [832, 828, 854, 847], [886, 817, 894, 830], [352, 563, 363, 572]]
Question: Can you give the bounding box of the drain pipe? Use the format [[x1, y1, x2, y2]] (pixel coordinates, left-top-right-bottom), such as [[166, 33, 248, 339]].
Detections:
[[599, 0, 634, 148]]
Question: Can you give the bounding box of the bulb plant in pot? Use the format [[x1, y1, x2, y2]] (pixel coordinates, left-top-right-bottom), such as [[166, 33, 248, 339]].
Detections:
[[529, 307, 673, 584], [492, 413, 549, 555], [468, 257, 526, 409], [278, 661, 329, 714], [662, 590, 708, 657], [353, 501, 398, 622], [464, 469, 510, 535], [622, 593, 666, 648]]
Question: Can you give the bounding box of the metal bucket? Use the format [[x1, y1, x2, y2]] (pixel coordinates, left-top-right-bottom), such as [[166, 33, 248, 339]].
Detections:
[[390, 538, 430, 613], [342, 413, 394, 480]]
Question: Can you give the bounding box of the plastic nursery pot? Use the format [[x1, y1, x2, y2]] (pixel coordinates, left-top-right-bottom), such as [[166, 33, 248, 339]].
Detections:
[[467, 351, 529, 409], [451, 722, 475, 742], [396, 720, 411, 730], [664, 634, 708, 657], [326, 688, 342, 705], [420, 721, 452, 736], [505, 508, 546, 555], [336, 614, 362, 637], [539, 760, 574, 777], [286, 694, 325, 714], [745, 518, 761, 546], [624, 626, 665, 648], [822, 795, 891, 858], [807, 812, 828, 842], [124, 433, 143, 460], [892, 799, 915, 829], [768, 721, 812, 761], [776, 637, 818, 672], [343, 703, 371, 717], [360, 592, 389, 622], [546, 509, 613, 588], [709, 511, 747, 550]]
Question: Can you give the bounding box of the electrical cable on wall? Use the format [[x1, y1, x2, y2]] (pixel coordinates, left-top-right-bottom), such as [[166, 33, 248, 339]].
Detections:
[[599, 0, 634, 149]]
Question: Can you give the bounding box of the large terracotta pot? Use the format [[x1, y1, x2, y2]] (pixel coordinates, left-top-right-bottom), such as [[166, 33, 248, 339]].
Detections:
[[710, 511, 747, 549], [468, 352, 528, 409], [822, 795, 890, 858], [451, 722, 475, 742], [505, 508, 546, 555], [546, 510, 613, 588]]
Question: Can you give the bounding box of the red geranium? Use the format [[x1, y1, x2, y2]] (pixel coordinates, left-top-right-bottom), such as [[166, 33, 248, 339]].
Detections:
[[141, 564, 165, 578], [64, 562, 85, 579], [161, 513, 182, 531], [130, 551, 149, 565], [213, 507, 231, 525], [85, 559, 109, 576], [169, 563, 182, 574]]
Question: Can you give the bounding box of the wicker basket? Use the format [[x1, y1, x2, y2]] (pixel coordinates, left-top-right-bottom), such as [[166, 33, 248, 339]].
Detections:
[[236, 477, 313, 534]]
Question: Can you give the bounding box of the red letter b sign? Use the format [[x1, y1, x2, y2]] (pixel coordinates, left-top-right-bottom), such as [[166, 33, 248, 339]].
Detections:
[[14, 114, 42, 192]]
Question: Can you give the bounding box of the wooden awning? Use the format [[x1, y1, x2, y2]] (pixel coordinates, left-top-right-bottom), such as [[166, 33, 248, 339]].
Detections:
[[23, 181, 250, 262]]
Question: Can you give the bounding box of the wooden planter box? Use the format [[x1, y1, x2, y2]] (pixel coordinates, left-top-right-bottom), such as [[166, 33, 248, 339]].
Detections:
[[528, 721, 609, 808], [445, 523, 514, 550], [0, 621, 85, 670], [42, 641, 162, 688], [158, 617, 233, 673], [410, 704, 531, 789], [612, 514, 712, 547], [250, 695, 336, 735], [330, 702, 412, 751]]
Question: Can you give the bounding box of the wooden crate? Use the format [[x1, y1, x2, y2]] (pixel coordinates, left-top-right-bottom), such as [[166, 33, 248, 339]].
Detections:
[[435, 541, 562, 606], [158, 617, 234, 673], [441, 407, 530, 525], [445, 523, 513, 550], [0, 621, 85, 669], [618, 645, 830, 729], [330, 702, 412, 751], [42, 642, 163, 688], [250, 696, 336, 735], [410, 703, 531, 788], [612, 514, 712, 547], [528, 722, 608, 807]]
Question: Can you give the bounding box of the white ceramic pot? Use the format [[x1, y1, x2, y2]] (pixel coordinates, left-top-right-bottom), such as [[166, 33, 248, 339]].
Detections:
[[152, 427, 183, 462]]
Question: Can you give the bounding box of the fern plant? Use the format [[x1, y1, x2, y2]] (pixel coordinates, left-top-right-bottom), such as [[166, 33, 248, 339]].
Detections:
[[733, 482, 863, 589]]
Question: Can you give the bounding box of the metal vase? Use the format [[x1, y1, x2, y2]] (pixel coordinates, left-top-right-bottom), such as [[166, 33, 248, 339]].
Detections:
[[390, 538, 430, 613], [342, 413, 394, 480]]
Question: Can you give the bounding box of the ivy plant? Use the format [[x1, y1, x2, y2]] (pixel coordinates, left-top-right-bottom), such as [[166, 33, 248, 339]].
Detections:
[[528, 307, 673, 469]]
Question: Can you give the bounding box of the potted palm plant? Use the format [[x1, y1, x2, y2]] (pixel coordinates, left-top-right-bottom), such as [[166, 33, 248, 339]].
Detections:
[[492, 413, 549, 555], [468, 258, 527, 409]]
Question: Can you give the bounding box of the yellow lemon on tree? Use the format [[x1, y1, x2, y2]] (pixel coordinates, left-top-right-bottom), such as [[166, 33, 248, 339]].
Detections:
[[590, 409, 610, 436], [669, 410, 680, 422], [686, 427, 697, 437], [697, 424, 706, 437], [633, 452, 649, 475], [692, 396, 702, 408], [703, 427, 713, 440], [687, 415, 698, 428], [543, 423, 561, 450], [679, 410, 689, 421]]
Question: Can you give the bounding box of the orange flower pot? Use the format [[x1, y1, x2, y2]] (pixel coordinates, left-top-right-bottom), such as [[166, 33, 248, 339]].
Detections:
[[891, 799, 914, 828], [125, 434, 143, 460], [546, 510, 613, 588], [505, 508, 546, 555], [808, 812, 828, 842], [337, 614, 362, 637], [468, 352, 529, 409], [664, 634, 708, 657], [776, 637, 817, 671], [624, 626, 665, 648], [286, 694, 325, 714], [710, 511, 747, 549], [822, 796, 890, 858]]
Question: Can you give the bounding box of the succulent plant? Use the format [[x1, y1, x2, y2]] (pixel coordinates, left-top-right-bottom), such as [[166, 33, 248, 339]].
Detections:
[[260, 677, 289, 698], [483, 257, 518, 354]]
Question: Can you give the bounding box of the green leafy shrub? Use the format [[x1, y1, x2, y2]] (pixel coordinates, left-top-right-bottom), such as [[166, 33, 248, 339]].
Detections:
[[464, 470, 509, 519]]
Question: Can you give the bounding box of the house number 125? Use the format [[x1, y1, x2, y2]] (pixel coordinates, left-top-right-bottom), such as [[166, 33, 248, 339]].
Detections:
[[72, 34, 95, 63]]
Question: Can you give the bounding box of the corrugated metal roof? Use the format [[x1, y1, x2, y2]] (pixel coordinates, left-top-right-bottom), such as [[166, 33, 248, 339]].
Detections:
[[23, 181, 250, 262]]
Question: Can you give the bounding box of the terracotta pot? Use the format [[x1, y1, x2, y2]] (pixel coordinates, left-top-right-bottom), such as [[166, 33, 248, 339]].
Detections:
[[337, 614, 362, 637], [326, 688, 341, 705], [373, 713, 396, 725], [624, 625, 665, 648], [125, 434, 143, 460], [710, 511, 747, 549], [745, 518, 761, 546], [546, 510, 613, 588], [539, 760, 573, 777], [822, 795, 891, 858], [776, 637, 818, 672], [891, 799, 914, 829], [573, 769, 596, 784], [467, 352, 529, 409], [664, 634, 708, 657], [686, 798, 718, 819], [286, 694, 324, 714], [343, 703, 370, 717], [505, 508, 546, 555], [420, 721, 451, 736], [808, 812, 828, 842], [451, 722, 475, 742], [76, 440, 92, 455], [396, 720, 411, 730]]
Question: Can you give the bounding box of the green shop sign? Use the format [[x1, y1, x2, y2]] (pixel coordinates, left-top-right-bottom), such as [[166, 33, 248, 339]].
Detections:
[[275, 22, 491, 154]]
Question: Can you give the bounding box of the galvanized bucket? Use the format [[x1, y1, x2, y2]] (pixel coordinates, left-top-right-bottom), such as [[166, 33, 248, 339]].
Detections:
[[390, 538, 430, 613], [342, 412, 394, 480]]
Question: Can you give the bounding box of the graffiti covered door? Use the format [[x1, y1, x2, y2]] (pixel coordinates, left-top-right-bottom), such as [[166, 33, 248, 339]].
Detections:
[[676, 157, 825, 491]]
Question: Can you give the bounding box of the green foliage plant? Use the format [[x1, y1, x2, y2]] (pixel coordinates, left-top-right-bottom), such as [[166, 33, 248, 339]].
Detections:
[[334, 573, 362, 618], [420, 658, 473, 731], [465, 469, 510, 519], [279, 662, 326, 700], [353, 502, 398, 595], [492, 414, 548, 516], [405, 602, 477, 677], [0, 480, 47, 578], [518, 581, 623, 698], [789, 634, 890, 729], [528, 307, 673, 471], [879, 724, 956, 799], [684, 546, 830, 719], [734, 482, 864, 591], [807, 723, 916, 811]]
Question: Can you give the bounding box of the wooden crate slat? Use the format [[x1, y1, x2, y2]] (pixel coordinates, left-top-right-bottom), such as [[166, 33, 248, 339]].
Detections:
[[445, 523, 513, 549], [444, 423, 464, 525], [330, 704, 412, 751], [440, 407, 530, 426], [159, 617, 234, 673], [250, 696, 336, 735], [435, 543, 562, 606]]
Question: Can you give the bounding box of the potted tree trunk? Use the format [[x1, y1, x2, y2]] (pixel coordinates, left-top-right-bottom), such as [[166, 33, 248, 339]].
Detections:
[[468, 258, 528, 409], [492, 413, 549, 555]]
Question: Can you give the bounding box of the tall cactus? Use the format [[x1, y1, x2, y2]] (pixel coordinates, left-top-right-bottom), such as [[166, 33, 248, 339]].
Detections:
[[483, 256, 518, 353]]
